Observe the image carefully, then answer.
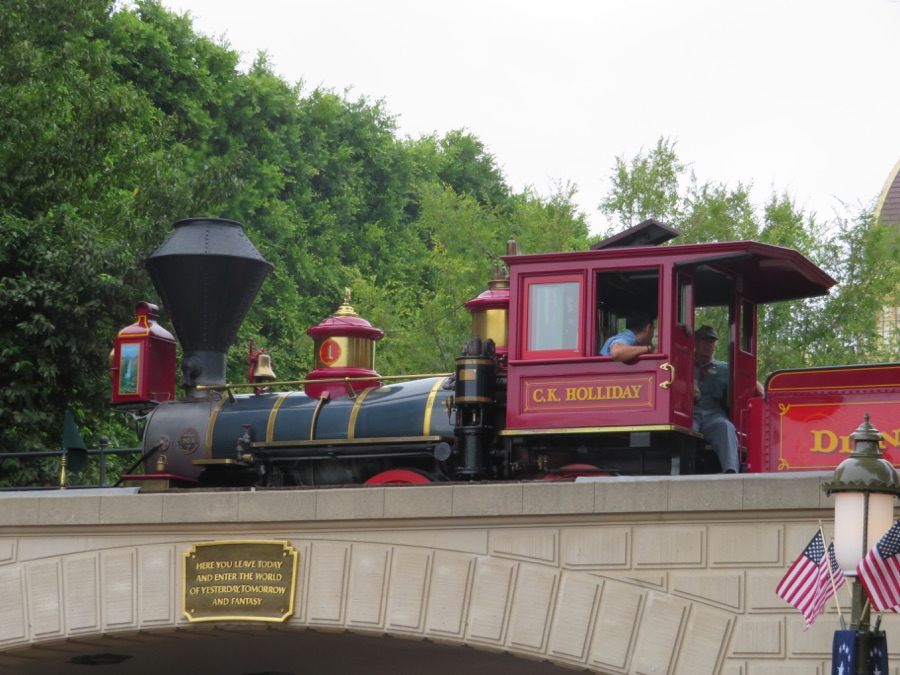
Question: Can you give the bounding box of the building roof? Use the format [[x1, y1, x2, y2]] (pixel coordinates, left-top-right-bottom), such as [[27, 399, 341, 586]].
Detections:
[[876, 158, 900, 226]]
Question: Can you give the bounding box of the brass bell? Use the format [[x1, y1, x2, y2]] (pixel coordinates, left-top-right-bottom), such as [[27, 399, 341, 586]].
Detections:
[[155, 454, 168, 473], [253, 353, 277, 382]]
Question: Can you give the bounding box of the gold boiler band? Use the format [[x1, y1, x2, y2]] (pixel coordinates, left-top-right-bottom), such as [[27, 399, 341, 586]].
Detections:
[[423, 377, 449, 435], [206, 396, 229, 458]]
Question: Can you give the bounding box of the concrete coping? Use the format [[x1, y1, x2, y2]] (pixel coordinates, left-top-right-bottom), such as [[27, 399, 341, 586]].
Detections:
[[0, 473, 839, 529], [0, 488, 140, 498]]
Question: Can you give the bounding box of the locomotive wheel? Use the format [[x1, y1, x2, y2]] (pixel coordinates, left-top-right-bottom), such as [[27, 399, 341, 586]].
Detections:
[[364, 468, 435, 485], [541, 463, 608, 480]]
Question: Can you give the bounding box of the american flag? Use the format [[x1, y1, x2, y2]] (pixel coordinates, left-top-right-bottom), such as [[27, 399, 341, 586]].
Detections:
[[816, 541, 845, 616], [857, 520, 900, 612], [776, 531, 843, 628]]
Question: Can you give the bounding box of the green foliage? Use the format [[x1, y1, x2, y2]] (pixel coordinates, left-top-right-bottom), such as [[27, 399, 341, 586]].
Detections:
[[757, 210, 900, 373], [512, 181, 591, 254], [430, 130, 513, 209], [362, 176, 590, 374], [600, 137, 685, 228], [0, 0, 590, 485], [598, 137, 900, 375], [0, 0, 177, 459]]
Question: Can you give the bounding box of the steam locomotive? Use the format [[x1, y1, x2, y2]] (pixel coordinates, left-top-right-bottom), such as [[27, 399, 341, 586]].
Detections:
[[110, 217, 900, 489]]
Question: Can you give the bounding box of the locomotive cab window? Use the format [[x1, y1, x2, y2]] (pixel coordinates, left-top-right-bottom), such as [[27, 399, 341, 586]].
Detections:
[[596, 268, 660, 352], [522, 275, 583, 359], [677, 273, 693, 328]]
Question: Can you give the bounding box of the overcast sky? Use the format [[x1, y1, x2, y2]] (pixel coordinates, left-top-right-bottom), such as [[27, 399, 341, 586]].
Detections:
[[163, 0, 900, 233]]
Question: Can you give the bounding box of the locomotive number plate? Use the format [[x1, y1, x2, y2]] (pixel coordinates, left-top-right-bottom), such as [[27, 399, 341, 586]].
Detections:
[[183, 540, 298, 622]]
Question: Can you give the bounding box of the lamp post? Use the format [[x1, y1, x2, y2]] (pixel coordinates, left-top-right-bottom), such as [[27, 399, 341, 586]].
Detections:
[[823, 414, 900, 675]]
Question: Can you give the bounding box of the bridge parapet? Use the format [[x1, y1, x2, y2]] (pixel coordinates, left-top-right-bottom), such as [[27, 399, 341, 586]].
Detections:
[[0, 474, 882, 673]]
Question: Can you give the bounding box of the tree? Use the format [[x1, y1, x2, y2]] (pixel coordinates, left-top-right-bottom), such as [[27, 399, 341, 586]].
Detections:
[[597, 137, 900, 375], [355, 178, 590, 375], [0, 0, 178, 462], [0, 0, 592, 482], [600, 137, 685, 228]]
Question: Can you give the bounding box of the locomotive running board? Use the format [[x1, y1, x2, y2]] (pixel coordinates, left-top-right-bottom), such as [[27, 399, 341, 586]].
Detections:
[[499, 424, 701, 438], [248, 435, 452, 448]]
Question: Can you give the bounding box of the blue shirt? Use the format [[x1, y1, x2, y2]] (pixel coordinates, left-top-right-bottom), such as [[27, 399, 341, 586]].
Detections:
[[599, 329, 639, 356]]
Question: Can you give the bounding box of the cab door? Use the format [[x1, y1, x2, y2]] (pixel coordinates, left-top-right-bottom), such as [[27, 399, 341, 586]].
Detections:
[[730, 295, 758, 450], [668, 269, 695, 431]]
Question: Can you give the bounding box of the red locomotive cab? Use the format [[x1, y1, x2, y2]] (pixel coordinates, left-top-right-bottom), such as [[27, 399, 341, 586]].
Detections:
[[501, 220, 837, 475], [111, 301, 176, 408], [305, 290, 385, 399]]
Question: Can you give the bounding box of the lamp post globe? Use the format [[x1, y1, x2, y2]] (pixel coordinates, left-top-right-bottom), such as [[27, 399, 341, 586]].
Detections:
[[822, 414, 900, 675], [823, 414, 900, 575]]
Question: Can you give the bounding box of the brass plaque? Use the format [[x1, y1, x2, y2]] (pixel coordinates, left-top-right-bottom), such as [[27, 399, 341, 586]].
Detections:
[[183, 540, 298, 622]]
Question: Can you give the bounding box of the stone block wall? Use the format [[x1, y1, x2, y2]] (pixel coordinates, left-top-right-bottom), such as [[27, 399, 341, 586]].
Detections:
[[1, 474, 896, 673]]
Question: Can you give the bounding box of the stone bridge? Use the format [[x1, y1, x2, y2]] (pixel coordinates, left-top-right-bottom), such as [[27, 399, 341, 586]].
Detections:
[[0, 473, 893, 674]]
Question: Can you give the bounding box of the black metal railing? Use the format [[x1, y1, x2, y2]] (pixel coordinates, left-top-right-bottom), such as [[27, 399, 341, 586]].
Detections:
[[0, 440, 142, 491]]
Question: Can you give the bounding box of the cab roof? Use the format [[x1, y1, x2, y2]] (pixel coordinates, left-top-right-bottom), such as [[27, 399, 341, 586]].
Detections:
[[506, 222, 837, 306]]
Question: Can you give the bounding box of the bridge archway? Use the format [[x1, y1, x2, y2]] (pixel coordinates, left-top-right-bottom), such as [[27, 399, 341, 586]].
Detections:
[[4, 627, 574, 674], [1, 475, 893, 673]]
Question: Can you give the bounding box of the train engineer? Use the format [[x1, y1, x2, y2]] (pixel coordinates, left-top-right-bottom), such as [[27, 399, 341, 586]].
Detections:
[[692, 325, 740, 473], [598, 312, 655, 361]]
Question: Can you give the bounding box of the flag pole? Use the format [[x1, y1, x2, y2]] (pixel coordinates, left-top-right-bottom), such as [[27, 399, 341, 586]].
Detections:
[[819, 524, 845, 619], [819, 526, 845, 628]]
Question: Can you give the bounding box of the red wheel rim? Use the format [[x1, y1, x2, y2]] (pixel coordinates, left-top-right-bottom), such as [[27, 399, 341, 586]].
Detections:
[[542, 464, 608, 481], [365, 469, 433, 485]]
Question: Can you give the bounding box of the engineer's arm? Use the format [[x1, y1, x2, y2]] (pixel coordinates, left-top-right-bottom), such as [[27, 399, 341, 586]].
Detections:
[[609, 342, 652, 363]]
